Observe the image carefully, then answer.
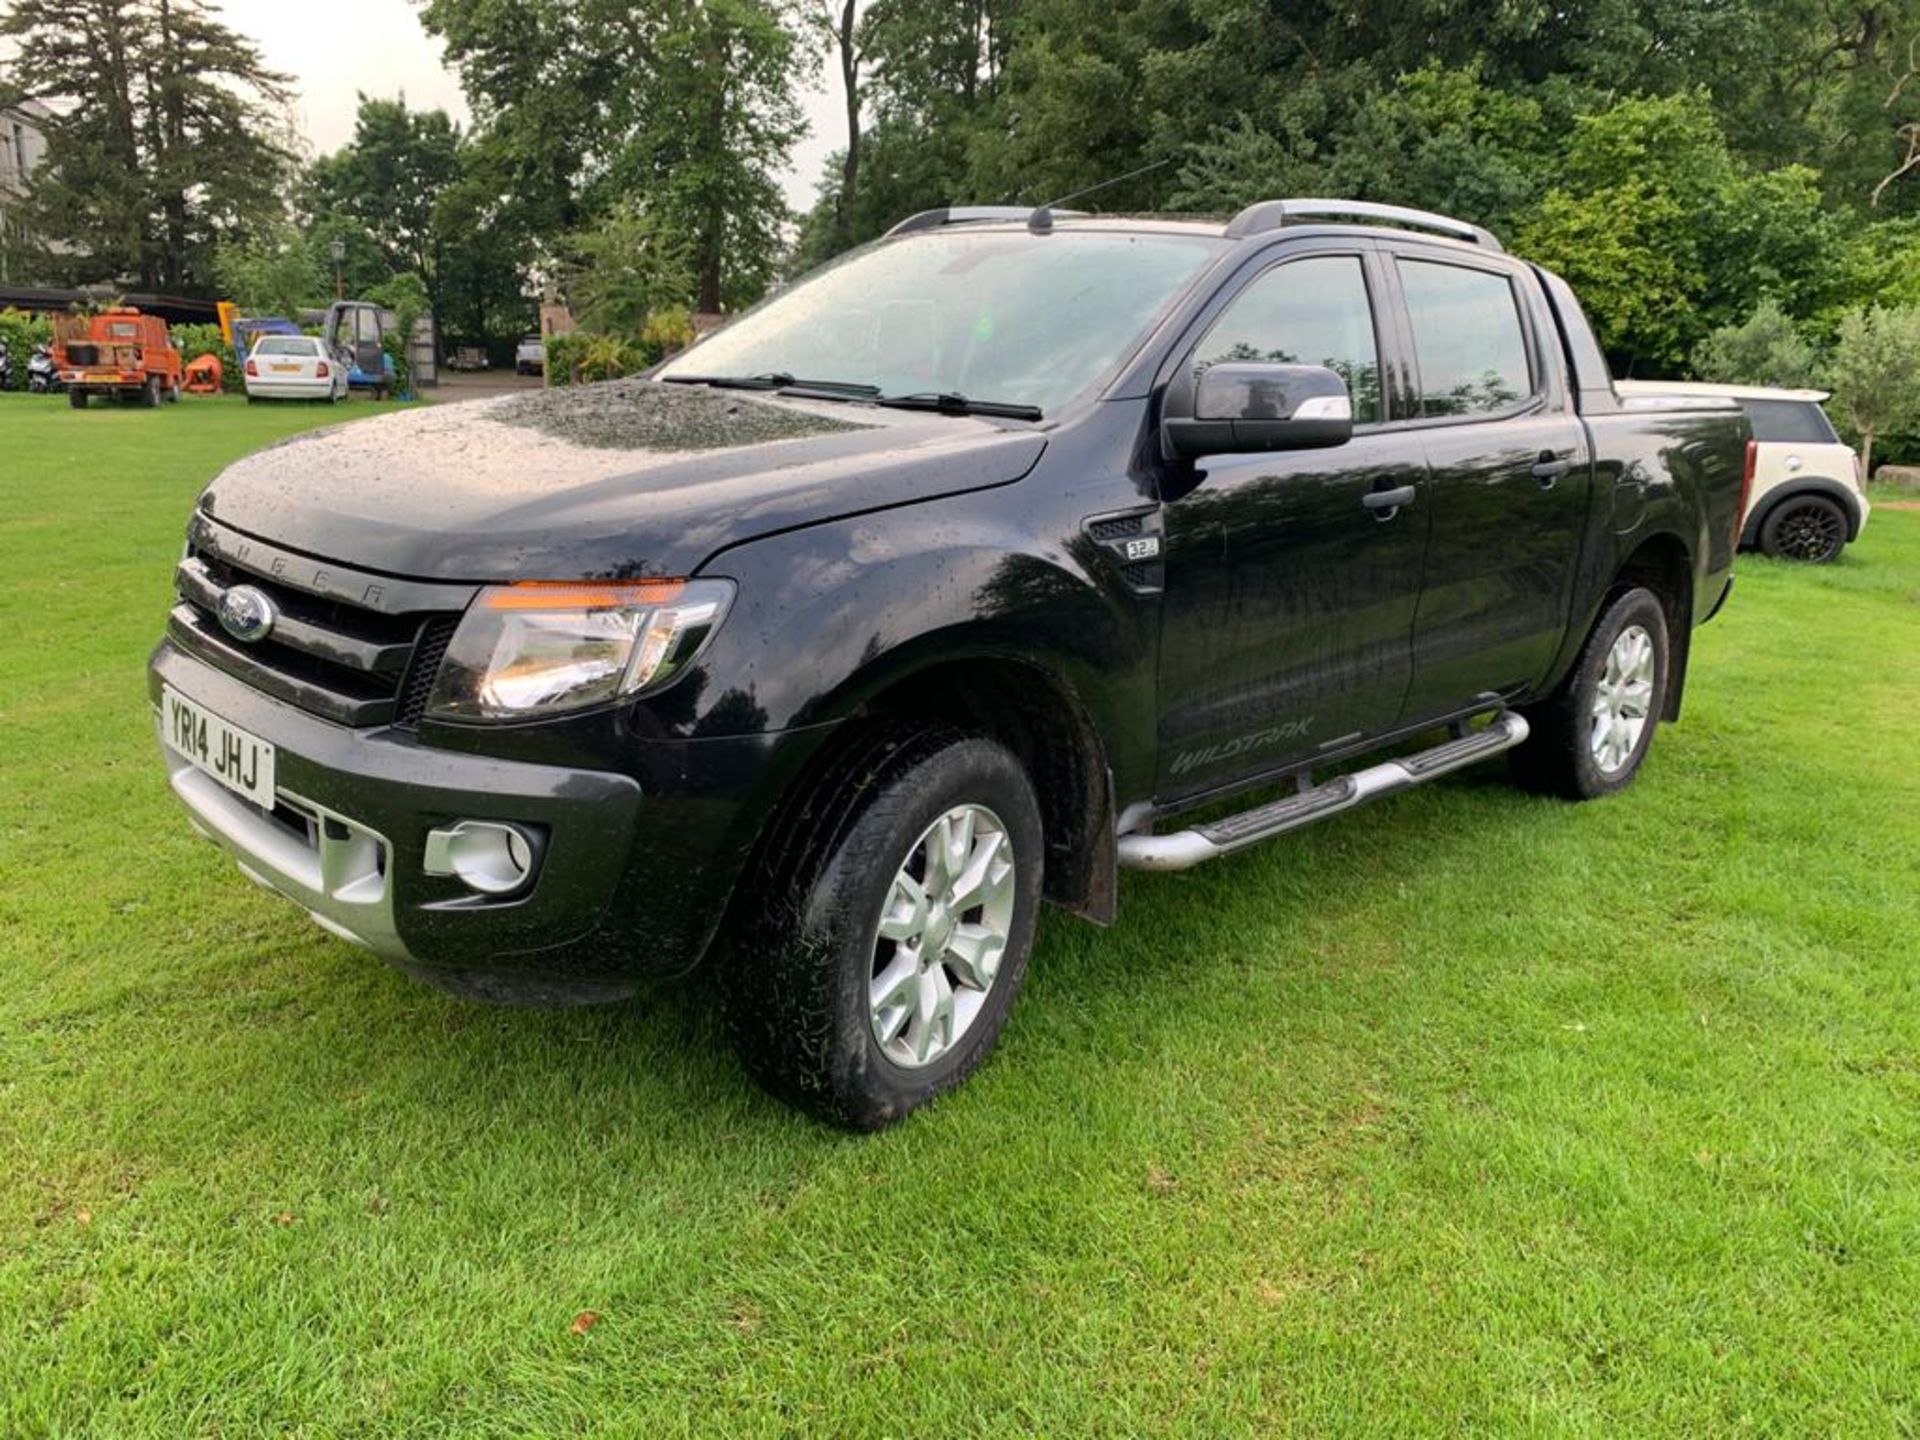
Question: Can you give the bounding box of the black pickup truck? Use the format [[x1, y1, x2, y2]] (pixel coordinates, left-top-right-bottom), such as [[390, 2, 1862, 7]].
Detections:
[[151, 200, 1750, 1127]]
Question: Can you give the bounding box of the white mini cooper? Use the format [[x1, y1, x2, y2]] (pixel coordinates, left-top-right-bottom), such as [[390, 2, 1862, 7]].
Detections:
[[1619, 382, 1869, 563]]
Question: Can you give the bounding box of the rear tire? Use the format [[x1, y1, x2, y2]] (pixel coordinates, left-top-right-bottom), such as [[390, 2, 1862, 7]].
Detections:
[[141, 376, 160, 408], [1508, 587, 1669, 801], [1760, 494, 1847, 562], [68, 390, 87, 409], [725, 728, 1044, 1130]]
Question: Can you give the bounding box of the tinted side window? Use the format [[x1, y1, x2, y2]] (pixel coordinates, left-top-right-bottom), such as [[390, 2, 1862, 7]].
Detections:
[[1742, 399, 1839, 444], [1398, 259, 1533, 418], [1193, 255, 1382, 423]]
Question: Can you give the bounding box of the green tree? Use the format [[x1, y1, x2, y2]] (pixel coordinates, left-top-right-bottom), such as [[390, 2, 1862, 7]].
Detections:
[[1521, 92, 1846, 371], [562, 202, 694, 332], [305, 97, 462, 311], [1, 0, 294, 292], [418, 0, 800, 313], [429, 151, 536, 355], [211, 225, 327, 318], [1827, 304, 1920, 476], [1693, 301, 1822, 386]]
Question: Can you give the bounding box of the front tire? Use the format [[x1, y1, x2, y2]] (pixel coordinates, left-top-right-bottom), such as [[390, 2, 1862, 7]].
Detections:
[[725, 728, 1044, 1130], [1760, 494, 1847, 562], [1509, 587, 1669, 800]]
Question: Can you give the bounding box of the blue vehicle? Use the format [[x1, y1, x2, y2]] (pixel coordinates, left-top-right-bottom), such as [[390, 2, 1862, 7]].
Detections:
[[230, 315, 303, 359]]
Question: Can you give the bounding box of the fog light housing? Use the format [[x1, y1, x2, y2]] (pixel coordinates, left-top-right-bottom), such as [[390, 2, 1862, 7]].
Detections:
[[423, 820, 538, 896]]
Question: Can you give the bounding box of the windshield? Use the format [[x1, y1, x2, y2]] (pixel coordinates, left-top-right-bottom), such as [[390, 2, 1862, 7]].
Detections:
[[659, 229, 1223, 415]]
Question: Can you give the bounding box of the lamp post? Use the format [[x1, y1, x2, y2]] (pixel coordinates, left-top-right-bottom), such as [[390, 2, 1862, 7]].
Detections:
[[329, 238, 346, 300]]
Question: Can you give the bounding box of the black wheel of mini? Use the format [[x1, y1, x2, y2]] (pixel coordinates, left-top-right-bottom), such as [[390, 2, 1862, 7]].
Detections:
[[141, 376, 161, 408], [725, 727, 1044, 1130], [67, 389, 87, 409], [1508, 586, 1669, 801], [1760, 494, 1847, 563]]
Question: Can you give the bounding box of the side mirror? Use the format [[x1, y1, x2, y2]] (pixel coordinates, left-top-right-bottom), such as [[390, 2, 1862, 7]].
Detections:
[[1162, 362, 1355, 459]]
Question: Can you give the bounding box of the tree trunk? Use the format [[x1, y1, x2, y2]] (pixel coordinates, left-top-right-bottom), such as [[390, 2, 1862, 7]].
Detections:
[[698, 220, 723, 314], [157, 0, 187, 292], [1860, 429, 1875, 482], [830, 0, 860, 250]]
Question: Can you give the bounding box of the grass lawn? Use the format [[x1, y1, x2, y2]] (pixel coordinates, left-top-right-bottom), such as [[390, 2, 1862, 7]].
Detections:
[[3, 388, 1918, 1436]]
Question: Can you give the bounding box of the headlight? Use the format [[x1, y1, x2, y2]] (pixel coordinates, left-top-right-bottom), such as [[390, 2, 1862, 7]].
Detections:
[[425, 578, 734, 721]]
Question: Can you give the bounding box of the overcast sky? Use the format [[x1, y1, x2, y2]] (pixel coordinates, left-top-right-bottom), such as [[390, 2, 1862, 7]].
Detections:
[[223, 0, 844, 211]]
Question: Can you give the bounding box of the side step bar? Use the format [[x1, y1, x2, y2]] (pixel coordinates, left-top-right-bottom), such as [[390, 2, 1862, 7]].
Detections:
[[1117, 712, 1530, 872]]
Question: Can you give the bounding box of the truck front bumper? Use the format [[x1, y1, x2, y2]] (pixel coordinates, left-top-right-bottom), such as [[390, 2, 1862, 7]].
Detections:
[[150, 638, 829, 1005]]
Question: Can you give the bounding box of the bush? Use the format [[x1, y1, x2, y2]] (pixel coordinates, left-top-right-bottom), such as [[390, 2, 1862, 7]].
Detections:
[[0, 308, 53, 390], [1693, 301, 1820, 388], [543, 310, 697, 387], [638, 306, 696, 365]]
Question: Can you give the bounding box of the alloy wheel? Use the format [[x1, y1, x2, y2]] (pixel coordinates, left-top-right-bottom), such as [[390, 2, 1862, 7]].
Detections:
[[868, 803, 1017, 1069], [1590, 624, 1656, 774], [1773, 501, 1844, 561]]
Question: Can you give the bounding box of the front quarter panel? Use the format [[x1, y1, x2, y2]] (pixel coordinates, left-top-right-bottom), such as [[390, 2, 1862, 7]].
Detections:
[[695, 490, 1153, 742]]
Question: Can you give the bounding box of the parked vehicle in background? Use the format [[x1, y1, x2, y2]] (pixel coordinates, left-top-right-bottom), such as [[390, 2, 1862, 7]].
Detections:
[[27, 344, 62, 394], [53, 308, 182, 408], [151, 199, 1752, 1128], [243, 335, 347, 404], [321, 300, 396, 399], [446, 346, 489, 372], [1619, 381, 1868, 563], [515, 335, 545, 376], [0, 339, 11, 392]]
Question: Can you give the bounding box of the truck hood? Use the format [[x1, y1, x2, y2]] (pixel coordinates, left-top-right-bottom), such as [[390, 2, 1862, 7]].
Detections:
[[196, 379, 1049, 581]]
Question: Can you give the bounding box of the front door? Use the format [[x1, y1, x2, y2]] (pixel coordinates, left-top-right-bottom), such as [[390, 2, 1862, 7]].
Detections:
[[1157, 249, 1430, 795]]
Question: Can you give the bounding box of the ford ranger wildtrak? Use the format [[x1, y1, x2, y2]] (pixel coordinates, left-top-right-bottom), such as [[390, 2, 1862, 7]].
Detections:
[[150, 200, 1751, 1128]]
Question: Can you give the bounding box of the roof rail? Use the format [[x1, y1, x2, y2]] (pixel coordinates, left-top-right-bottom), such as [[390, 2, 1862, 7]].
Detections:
[[1225, 198, 1503, 252], [884, 205, 1084, 238]]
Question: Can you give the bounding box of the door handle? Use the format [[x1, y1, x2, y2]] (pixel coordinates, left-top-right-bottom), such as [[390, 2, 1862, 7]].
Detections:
[[1531, 452, 1573, 487], [1362, 484, 1417, 515]]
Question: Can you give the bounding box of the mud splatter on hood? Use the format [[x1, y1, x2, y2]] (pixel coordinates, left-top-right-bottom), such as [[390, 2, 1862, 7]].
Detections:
[[488, 378, 868, 451], [196, 378, 1047, 582]]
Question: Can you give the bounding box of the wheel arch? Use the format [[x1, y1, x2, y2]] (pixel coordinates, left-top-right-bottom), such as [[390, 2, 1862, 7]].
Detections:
[[855, 653, 1118, 925], [1611, 531, 1695, 722], [1741, 478, 1863, 547], [750, 647, 1120, 928]]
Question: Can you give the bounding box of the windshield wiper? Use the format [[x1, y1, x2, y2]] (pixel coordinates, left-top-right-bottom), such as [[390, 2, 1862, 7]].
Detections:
[[661, 371, 881, 398], [875, 391, 1043, 422]]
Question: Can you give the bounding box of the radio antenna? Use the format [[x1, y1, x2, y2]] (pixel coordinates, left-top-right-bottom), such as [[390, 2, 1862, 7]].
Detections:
[[1026, 156, 1173, 232]]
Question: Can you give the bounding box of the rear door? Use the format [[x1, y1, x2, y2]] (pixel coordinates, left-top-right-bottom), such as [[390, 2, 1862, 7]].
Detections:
[[1385, 249, 1591, 719], [1156, 243, 1431, 794]]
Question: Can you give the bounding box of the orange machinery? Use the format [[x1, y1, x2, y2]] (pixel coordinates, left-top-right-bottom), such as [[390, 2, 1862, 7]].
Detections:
[[52, 308, 184, 408]]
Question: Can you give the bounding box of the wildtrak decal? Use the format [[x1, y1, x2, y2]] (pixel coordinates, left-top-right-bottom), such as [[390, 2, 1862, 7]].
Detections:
[[1169, 718, 1313, 776]]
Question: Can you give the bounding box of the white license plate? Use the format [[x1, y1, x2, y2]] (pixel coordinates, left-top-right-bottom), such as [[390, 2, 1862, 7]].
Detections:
[[162, 686, 276, 808]]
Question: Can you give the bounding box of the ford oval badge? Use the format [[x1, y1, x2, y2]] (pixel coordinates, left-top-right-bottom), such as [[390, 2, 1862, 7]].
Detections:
[[217, 584, 277, 644]]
